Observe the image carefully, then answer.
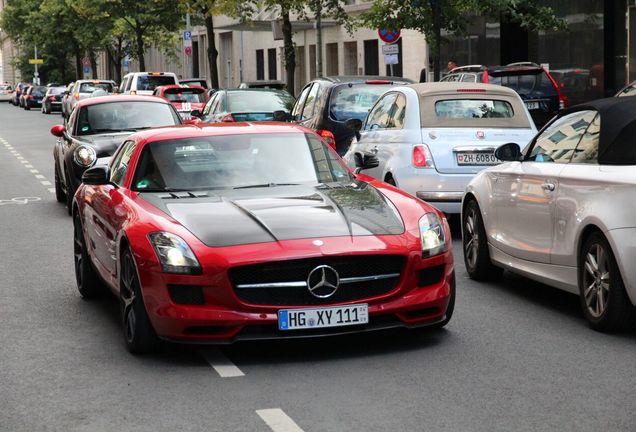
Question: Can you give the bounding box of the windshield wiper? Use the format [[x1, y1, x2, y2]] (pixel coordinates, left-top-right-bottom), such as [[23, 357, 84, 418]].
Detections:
[[233, 182, 299, 190]]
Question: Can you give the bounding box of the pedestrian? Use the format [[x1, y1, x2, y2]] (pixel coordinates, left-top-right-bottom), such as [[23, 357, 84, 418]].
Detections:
[[447, 60, 458, 72]]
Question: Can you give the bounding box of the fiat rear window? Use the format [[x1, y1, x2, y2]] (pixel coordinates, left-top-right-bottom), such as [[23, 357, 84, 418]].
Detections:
[[435, 99, 514, 119]]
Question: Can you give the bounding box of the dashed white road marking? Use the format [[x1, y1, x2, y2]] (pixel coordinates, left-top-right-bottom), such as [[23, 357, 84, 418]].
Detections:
[[2, 136, 54, 194], [200, 349, 245, 378], [35, 174, 45, 179], [41, 181, 52, 186], [24, 165, 33, 168], [16, 156, 24, 160], [20, 160, 28, 164], [30, 169, 39, 173], [256, 409, 305, 432]]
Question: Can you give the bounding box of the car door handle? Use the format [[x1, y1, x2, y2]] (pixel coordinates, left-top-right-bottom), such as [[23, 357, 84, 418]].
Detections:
[[541, 182, 556, 192]]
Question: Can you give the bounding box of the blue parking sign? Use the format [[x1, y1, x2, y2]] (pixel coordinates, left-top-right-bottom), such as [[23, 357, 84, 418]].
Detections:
[[183, 30, 192, 41]]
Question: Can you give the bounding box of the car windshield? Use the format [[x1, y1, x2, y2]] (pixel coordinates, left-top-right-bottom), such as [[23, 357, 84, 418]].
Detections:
[[31, 86, 47, 96], [489, 70, 557, 97], [79, 82, 114, 93], [227, 91, 294, 113], [435, 99, 515, 118], [76, 101, 180, 136], [49, 87, 66, 95], [617, 83, 636, 97], [132, 133, 352, 191], [137, 75, 176, 91], [164, 89, 206, 103], [330, 84, 395, 121], [0, 85, 11, 90]]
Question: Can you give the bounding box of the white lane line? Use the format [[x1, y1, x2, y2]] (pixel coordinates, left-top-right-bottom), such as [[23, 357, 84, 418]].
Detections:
[[16, 156, 24, 160], [20, 160, 28, 164], [41, 180, 52, 186], [48, 188, 56, 194], [199, 349, 245, 378], [35, 174, 45, 179], [256, 409, 305, 432], [30, 169, 39, 174], [25, 165, 33, 168]]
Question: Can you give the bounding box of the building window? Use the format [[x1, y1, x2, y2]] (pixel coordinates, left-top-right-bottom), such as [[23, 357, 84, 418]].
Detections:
[[364, 40, 379, 75], [268, 48, 277, 80], [256, 49, 264, 80], [326, 43, 339, 76], [344, 42, 358, 75]]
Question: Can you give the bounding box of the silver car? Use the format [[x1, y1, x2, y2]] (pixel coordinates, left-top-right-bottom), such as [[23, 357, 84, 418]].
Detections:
[[463, 96, 636, 331], [65, 79, 116, 118], [343, 82, 537, 214]]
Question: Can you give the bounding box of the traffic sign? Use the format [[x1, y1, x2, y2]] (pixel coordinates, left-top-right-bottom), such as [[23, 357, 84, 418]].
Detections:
[[384, 54, 399, 65], [378, 29, 401, 44], [83, 66, 90, 74], [82, 57, 90, 66], [382, 44, 399, 55], [28, 59, 43, 65], [184, 46, 192, 56], [183, 30, 192, 41]]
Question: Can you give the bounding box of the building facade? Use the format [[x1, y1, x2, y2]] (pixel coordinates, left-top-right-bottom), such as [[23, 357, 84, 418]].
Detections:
[[0, 0, 20, 84]]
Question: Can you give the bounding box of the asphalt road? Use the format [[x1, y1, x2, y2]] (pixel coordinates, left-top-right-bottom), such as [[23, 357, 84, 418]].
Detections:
[[1, 102, 635, 432]]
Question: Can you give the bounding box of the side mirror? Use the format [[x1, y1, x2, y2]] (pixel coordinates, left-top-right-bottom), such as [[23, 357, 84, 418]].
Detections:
[[345, 118, 363, 141], [50, 124, 66, 138], [494, 143, 523, 162], [273, 110, 292, 122], [82, 165, 110, 186], [190, 109, 202, 118], [354, 151, 379, 174]]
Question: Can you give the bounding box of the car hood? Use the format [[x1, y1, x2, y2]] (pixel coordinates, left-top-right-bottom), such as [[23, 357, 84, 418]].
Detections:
[[140, 182, 405, 247], [74, 132, 133, 156]]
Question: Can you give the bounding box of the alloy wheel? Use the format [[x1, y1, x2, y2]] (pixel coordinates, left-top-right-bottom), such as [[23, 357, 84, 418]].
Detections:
[[582, 243, 611, 318], [121, 253, 138, 344], [463, 207, 479, 269], [73, 215, 84, 289]]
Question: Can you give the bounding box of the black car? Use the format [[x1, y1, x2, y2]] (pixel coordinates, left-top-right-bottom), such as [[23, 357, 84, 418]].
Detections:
[[50, 95, 185, 214], [290, 76, 413, 155], [441, 62, 567, 128], [41, 86, 66, 114], [23, 85, 47, 110], [198, 88, 294, 123]]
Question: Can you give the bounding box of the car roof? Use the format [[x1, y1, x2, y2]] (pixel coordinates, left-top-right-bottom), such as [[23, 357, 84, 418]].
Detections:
[[131, 122, 313, 143], [223, 88, 290, 94], [74, 79, 115, 84], [314, 75, 414, 84], [405, 81, 520, 97], [75, 94, 171, 108]]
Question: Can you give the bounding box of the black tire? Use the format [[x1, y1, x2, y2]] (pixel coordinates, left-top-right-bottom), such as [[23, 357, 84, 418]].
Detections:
[[462, 199, 503, 281], [120, 247, 159, 354], [384, 175, 396, 187], [65, 168, 74, 216], [430, 271, 455, 329], [24, 103, 30, 111], [54, 164, 66, 203], [579, 232, 634, 332], [73, 212, 104, 299]]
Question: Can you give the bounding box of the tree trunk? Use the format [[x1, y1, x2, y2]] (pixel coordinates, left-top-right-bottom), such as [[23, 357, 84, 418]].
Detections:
[[282, 8, 295, 96], [74, 46, 82, 80], [106, 46, 123, 84], [204, 14, 220, 88], [89, 49, 98, 79], [135, 27, 146, 71]]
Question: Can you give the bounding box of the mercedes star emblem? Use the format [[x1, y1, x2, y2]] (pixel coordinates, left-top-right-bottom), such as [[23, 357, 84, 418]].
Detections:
[[307, 265, 340, 298]]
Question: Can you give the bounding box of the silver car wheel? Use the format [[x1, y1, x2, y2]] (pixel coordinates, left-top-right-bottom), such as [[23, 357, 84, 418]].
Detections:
[[583, 243, 610, 318], [463, 207, 479, 269]]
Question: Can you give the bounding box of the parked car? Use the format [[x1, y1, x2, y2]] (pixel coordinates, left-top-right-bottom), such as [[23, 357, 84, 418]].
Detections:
[[238, 80, 286, 90], [50, 95, 185, 213], [22, 85, 47, 110], [152, 84, 208, 119], [119, 71, 179, 95], [615, 80, 636, 97], [41, 86, 66, 114], [0, 84, 14, 102], [441, 62, 567, 128], [550, 68, 594, 106], [18, 84, 32, 108], [198, 88, 294, 123], [61, 82, 75, 118], [291, 76, 414, 155], [463, 96, 636, 332], [11, 82, 28, 106], [72, 122, 455, 353], [180, 78, 208, 89], [65, 79, 117, 117], [343, 82, 537, 215]]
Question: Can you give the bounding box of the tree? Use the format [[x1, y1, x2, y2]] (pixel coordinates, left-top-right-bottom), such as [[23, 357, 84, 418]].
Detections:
[[362, 0, 565, 80], [181, 0, 220, 88]]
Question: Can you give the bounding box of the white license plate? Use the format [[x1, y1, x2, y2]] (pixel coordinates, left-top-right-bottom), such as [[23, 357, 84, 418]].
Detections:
[[526, 101, 540, 110], [456, 152, 499, 166], [278, 304, 369, 331]]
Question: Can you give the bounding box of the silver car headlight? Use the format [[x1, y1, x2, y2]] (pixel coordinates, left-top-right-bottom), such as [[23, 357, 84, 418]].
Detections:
[[73, 145, 97, 168], [419, 213, 448, 257], [148, 232, 201, 274]]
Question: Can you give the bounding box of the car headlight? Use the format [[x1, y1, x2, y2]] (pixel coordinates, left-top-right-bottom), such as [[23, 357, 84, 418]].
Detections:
[[148, 232, 201, 274], [73, 145, 97, 168], [419, 213, 448, 257]]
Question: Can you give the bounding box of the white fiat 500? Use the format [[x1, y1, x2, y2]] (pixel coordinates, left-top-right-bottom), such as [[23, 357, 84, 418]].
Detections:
[[463, 96, 636, 331], [343, 82, 537, 214]]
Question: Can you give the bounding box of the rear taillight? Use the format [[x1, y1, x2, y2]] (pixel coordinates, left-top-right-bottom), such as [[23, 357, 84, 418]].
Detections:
[[26, 95, 32, 100], [559, 94, 569, 110], [365, 80, 391, 85], [48, 96, 56, 101], [221, 113, 235, 122], [483, 70, 489, 83], [317, 129, 336, 149], [73, 93, 80, 100], [412, 145, 434, 168], [457, 88, 486, 93]]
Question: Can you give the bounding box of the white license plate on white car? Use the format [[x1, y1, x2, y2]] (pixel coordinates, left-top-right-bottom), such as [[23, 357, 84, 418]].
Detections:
[[456, 152, 499, 165], [278, 304, 369, 331], [525, 101, 540, 110]]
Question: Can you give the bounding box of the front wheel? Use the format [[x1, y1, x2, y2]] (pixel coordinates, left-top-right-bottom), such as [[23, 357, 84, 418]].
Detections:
[[120, 247, 159, 354], [73, 212, 104, 299], [54, 164, 66, 203], [579, 232, 634, 332], [462, 199, 503, 281]]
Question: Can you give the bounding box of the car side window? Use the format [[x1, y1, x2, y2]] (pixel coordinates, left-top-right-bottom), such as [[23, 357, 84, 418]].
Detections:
[[203, 93, 217, 116], [110, 140, 136, 186], [527, 110, 597, 163], [292, 84, 312, 119], [364, 93, 398, 130], [125, 77, 132, 92], [387, 93, 407, 129], [301, 84, 320, 120], [570, 112, 600, 164]]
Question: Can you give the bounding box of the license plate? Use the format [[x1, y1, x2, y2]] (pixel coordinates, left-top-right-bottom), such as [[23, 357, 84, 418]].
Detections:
[[278, 304, 368, 331], [456, 152, 499, 166], [526, 101, 540, 110]]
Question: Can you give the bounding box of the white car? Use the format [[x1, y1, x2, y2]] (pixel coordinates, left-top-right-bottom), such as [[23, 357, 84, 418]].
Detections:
[[0, 84, 13, 102], [463, 96, 636, 331], [343, 82, 537, 214], [119, 72, 179, 95]]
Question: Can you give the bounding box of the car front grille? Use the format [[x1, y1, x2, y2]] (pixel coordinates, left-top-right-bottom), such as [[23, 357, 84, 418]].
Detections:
[[228, 255, 406, 306]]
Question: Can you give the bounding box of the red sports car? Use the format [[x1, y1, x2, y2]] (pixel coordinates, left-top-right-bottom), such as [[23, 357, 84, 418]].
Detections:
[[153, 84, 208, 119], [73, 122, 455, 353]]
